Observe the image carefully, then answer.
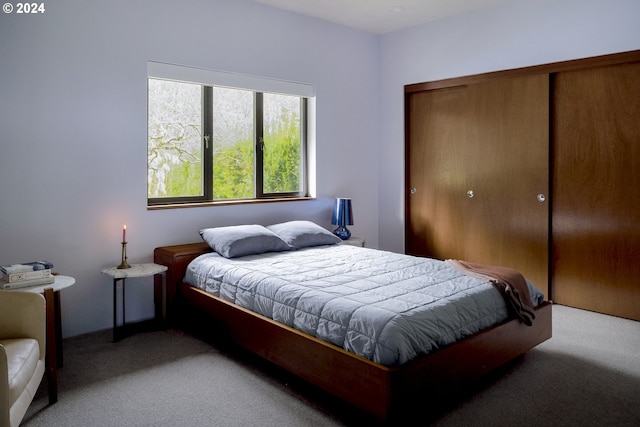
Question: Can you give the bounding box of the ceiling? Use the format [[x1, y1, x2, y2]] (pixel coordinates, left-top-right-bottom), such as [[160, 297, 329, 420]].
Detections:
[[248, 0, 514, 34]]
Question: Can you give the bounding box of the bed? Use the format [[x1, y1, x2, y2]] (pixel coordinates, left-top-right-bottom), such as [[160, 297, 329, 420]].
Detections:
[[153, 221, 552, 421]]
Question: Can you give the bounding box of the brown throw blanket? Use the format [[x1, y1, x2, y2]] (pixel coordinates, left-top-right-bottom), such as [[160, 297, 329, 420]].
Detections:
[[446, 259, 536, 326]]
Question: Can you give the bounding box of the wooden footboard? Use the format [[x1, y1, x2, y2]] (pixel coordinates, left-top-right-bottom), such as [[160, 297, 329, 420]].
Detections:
[[154, 243, 552, 421]]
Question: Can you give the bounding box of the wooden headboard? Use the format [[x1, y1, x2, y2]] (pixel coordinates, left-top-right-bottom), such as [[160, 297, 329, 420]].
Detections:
[[154, 242, 212, 321]]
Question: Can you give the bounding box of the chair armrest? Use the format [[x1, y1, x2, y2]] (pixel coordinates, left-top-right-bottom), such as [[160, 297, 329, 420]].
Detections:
[[0, 344, 10, 427], [0, 292, 46, 362]]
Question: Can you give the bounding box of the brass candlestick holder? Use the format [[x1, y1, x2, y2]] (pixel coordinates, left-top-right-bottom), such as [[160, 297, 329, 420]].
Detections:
[[117, 241, 131, 269]]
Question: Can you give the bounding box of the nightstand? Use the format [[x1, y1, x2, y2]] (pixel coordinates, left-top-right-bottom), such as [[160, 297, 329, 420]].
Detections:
[[341, 236, 365, 247], [101, 263, 167, 342]]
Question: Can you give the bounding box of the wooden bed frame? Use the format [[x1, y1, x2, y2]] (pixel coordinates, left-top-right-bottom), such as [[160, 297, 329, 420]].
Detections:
[[154, 242, 552, 421]]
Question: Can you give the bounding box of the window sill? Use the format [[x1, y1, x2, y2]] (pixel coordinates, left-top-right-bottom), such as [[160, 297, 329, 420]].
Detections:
[[147, 196, 315, 210]]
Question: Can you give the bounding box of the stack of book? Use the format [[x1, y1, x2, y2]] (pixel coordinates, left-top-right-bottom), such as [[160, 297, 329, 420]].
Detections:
[[1, 261, 55, 289]]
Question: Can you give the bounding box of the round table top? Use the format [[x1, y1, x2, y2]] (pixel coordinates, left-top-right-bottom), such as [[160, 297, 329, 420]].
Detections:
[[9, 275, 75, 293], [101, 263, 167, 279]]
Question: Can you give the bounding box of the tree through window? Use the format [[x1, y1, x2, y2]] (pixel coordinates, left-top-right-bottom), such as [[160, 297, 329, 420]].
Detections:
[[147, 71, 309, 206]]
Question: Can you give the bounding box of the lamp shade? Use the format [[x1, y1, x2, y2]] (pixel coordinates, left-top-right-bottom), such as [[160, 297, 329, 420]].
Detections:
[[331, 198, 354, 226], [331, 198, 353, 240]]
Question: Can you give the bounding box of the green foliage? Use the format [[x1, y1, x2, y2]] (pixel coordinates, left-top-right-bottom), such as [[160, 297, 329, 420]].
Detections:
[[152, 122, 301, 199], [147, 79, 202, 199], [213, 139, 254, 199], [264, 107, 301, 193], [149, 81, 302, 200], [165, 161, 202, 197], [212, 103, 301, 198]]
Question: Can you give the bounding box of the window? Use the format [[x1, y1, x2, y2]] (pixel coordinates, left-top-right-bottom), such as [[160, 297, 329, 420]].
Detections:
[[147, 62, 314, 206]]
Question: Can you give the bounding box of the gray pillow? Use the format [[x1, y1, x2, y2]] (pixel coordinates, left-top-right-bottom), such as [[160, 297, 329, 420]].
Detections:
[[199, 224, 291, 258], [267, 220, 341, 249]]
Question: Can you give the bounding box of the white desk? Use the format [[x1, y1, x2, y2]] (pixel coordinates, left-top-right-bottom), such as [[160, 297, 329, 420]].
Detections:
[[101, 263, 167, 342]]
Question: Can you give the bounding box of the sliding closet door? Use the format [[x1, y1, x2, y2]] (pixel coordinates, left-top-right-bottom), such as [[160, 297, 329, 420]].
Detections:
[[406, 75, 549, 296], [552, 61, 640, 320], [406, 85, 471, 260]]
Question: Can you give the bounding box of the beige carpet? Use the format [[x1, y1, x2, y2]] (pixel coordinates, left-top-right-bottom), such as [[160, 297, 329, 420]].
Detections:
[[23, 304, 640, 426]]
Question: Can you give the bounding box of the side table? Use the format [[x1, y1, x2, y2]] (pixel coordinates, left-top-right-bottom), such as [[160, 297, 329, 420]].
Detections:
[[341, 236, 366, 247], [101, 263, 167, 342]]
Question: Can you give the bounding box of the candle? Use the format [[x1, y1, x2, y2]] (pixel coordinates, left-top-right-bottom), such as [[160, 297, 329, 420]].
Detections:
[[123, 225, 127, 243]]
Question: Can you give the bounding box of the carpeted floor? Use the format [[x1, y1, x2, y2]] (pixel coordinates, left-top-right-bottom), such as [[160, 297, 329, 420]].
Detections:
[[22, 304, 640, 426]]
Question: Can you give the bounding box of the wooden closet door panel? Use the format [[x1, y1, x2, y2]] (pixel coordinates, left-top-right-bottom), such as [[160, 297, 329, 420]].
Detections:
[[406, 75, 549, 296], [464, 75, 549, 295], [406, 86, 472, 261], [552, 62, 640, 320]]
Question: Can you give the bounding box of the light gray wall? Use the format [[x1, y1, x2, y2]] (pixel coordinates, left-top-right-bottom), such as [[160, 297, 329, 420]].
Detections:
[[2, 0, 639, 338], [0, 0, 379, 337], [377, 0, 640, 253]]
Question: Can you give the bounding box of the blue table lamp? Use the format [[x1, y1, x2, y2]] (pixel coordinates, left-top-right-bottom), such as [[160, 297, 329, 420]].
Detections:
[[331, 198, 354, 240]]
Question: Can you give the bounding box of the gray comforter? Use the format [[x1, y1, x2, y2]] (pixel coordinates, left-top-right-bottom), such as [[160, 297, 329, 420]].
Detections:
[[184, 245, 544, 366]]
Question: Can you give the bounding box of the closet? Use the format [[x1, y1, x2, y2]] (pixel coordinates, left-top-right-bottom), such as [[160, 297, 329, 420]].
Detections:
[[552, 61, 640, 320], [405, 74, 550, 297], [405, 50, 640, 320]]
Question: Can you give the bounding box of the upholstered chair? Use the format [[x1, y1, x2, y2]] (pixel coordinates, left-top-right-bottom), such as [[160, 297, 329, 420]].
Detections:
[[0, 290, 53, 427]]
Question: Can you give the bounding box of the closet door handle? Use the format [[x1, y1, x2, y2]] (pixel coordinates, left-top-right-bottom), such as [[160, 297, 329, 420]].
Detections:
[[537, 193, 546, 202], [410, 188, 417, 194], [467, 190, 474, 198]]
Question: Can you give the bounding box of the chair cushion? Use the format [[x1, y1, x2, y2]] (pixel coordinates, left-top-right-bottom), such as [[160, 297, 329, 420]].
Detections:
[[0, 338, 41, 406]]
